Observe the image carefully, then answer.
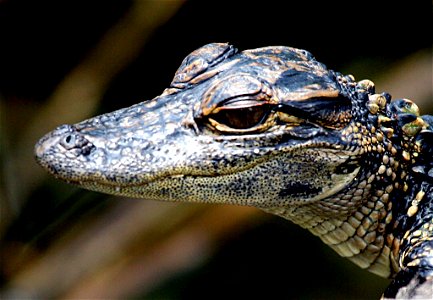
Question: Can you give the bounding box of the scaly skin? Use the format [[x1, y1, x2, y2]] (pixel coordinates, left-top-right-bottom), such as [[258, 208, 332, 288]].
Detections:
[[35, 43, 433, 298]]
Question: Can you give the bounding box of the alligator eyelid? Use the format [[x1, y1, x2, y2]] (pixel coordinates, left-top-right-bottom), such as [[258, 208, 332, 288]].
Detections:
[[220, 96, 262, 106]]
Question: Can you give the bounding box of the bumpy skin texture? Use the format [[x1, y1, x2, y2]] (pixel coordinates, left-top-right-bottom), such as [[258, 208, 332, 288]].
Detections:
[[35, 43, 433, 298]]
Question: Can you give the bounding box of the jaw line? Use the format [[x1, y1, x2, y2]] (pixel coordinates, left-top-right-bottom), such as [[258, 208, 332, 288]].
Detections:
[[61, 141, 356, 192]]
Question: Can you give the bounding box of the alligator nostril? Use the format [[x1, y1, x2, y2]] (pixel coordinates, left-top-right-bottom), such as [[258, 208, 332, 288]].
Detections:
[[58, 131, 95, 155]]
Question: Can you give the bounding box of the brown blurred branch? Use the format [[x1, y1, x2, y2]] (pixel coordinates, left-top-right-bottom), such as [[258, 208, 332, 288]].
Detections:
[[1, 198, 263, 299], [63, 205, 262, 299], [1, 200, 201, 298]]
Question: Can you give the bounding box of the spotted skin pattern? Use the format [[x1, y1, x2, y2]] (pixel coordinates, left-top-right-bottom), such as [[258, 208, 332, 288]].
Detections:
[[35, 43, 433, 298]]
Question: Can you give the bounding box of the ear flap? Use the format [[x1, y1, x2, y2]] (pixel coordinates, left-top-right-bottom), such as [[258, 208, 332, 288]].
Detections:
[[170, 43, 237, 89]]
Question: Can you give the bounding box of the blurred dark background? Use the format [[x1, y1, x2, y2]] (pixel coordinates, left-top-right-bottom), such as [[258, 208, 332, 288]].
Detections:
[[0, 0, 431, 299]]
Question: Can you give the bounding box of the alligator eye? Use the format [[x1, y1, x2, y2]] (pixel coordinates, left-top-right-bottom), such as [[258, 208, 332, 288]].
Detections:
[[199, 75, 277, 133], [210, 105, 269, 129], [207, 103, 274, 133]]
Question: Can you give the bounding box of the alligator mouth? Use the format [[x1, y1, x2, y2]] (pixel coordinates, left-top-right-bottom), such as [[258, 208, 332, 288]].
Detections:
[[58, 141, 356, 193], [69, 144, 360, 207]]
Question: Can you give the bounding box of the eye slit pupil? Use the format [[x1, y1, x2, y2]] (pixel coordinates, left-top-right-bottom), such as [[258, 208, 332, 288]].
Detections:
[[211, 105, 269, 129]]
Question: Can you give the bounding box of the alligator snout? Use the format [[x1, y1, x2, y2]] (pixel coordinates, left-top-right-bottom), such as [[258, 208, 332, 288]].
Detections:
[[35, 124, 95, 161]]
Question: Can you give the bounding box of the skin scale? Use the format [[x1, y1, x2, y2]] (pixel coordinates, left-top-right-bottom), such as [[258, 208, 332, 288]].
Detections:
[[34, 43, 433, 298]]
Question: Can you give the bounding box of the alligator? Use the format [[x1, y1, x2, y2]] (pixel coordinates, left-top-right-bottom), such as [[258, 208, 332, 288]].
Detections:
[[34, 43, 433, 298]]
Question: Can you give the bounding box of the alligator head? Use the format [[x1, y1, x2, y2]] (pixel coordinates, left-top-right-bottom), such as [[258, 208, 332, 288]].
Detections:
[[35, 43, 360, 209], [35, 43, 433, 284]]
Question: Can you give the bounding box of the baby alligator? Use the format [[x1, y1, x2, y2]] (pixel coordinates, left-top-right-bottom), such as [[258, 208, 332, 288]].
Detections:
[[35, 43, 433, 298]]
